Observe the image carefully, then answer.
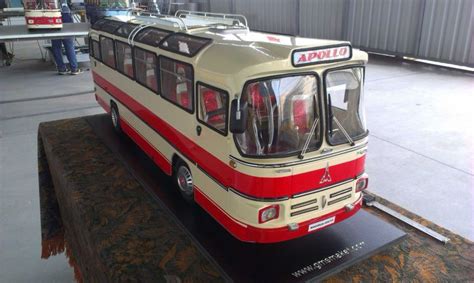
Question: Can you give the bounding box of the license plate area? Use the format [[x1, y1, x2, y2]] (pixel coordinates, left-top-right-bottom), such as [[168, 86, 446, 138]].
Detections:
[[308, 216, 335, 232]]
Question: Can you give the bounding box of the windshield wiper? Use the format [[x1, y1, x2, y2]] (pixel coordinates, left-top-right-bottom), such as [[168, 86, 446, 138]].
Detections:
[[328, 93, 355, 146], [298, 117, 319, 160], [328, 94, 334, 136], [298, 90, 322, 160]]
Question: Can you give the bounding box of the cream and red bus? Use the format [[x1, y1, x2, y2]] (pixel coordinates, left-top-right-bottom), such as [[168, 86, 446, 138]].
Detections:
[[89, 11, 369, 243], [23, 0, 62, 29]]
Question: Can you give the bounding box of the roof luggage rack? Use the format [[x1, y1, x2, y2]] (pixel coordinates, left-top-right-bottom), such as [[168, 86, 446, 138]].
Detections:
[[128, 10, 188, 31], [111, 9, 249, 35], [175, 10, 249, 31]]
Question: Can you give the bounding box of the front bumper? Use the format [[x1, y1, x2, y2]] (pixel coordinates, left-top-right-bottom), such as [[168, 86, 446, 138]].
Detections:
[[242, 195, 363, 243], [195, 186, 363, 244]]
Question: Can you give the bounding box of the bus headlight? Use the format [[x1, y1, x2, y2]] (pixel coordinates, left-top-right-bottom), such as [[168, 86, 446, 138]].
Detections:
[[259, 204, 280, 223], [356, 174, 369, 192]]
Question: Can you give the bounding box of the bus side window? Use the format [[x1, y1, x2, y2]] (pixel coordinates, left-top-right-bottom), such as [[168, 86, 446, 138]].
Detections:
[[159, 57, 194, 112], [133, 48, 158, 92], [99, 36, 115, 68], [115, 41, 133, 78], [92, 40, 101, 61], [197, 83, 228, 135]]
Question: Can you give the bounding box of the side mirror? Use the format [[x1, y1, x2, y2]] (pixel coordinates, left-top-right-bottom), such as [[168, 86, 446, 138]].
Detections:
[[230, 99, 248, 134]]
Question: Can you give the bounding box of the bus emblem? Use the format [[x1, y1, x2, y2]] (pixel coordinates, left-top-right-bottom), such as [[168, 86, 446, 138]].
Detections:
[[320, 163, 332, 184], [321, 195, 327, 209]]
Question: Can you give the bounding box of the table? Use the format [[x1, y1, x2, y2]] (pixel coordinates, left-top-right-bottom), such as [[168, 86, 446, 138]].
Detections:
[[0, 22, 89, 42]]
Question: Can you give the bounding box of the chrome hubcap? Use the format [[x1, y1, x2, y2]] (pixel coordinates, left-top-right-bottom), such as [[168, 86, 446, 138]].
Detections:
[[177, 166, 193, 196]]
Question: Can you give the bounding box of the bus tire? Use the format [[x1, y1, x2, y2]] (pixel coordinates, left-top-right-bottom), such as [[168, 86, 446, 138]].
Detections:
[[174, 161, 194, 203], [110, 102, 122, 134]]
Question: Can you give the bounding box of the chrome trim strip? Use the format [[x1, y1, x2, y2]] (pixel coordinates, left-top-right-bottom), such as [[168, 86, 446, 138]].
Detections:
[[292, 179, 354, 199], [228, 187, 289, 202], [291, 198, 318, 210], [229, 142, 368, 168], [196, 165, 228, 191], [290, 205, 319, 217], [328, 194, 351, 206], [330, 187, 352, 198]]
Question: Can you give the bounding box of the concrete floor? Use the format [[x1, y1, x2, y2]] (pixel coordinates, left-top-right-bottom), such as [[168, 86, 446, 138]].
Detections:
[[0, 42, 102, 282], [0, 41, 473, 282]]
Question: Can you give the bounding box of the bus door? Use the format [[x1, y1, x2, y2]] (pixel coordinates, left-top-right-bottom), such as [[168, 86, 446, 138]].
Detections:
[[195, 83, 230, 185]]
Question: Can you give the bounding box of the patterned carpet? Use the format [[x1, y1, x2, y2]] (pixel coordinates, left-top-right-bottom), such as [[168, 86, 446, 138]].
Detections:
[[38, 117, 474, 282]]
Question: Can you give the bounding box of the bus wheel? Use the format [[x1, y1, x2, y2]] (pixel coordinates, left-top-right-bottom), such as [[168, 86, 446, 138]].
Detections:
[[175, 162, 194, 203], [110, 102, 122, 134]]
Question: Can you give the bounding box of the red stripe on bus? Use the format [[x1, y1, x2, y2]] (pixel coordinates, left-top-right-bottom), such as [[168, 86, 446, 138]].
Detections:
[[95, 93, 110, 112], [194, 187, 254, 240], [93, 71, 365, 199], [96, 93, 172, 175], [25, 16, 62, 25], [120, 119, 173, 175], [195, 186, 362, 243]]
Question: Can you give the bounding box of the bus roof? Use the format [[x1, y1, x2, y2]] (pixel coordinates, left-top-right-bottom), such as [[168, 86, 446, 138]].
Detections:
[[91, 11, 368, 86]]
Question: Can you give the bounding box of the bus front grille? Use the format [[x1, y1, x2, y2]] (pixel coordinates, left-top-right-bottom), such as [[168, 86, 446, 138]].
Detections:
[[290, 187, 353, 217]]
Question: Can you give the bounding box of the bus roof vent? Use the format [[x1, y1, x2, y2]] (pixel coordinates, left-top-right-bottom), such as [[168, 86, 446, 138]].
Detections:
[[159, 33, 212, 57], [92, 19, 125, 33], [114, 23, 139, 38], [134, 27, 172, 47]]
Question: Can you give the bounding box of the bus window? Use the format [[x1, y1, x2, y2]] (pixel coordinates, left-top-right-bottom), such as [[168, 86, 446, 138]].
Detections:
[[43, 0, 58, 9], [235, 75, 321, 157], [325, 67, 367, 145], [24, 0, 37, 9], [134, 48, 158, 92], [100, 36, 115, 68], [115, 41, 133, 78], [197, 83, 228, 134], [91, 40, 100, 61], [159, 57, 193, 112]]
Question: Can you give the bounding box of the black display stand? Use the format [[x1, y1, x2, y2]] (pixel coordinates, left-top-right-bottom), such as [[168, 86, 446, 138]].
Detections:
[[86, 115, 406, 282]]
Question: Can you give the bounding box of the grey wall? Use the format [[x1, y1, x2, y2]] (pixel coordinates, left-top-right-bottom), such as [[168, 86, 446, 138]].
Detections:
[[204, 0, 474, 67], [417, 0, 474, 67], [345, 0, 425, 56], [299, 0, 347, 40], [208, 0, 232, 13], [233, 0, 299, 35]]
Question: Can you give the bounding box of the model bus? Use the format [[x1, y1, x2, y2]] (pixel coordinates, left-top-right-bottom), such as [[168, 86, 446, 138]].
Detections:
[[89, 11, 369, 243], [23, 0, 62, 29]]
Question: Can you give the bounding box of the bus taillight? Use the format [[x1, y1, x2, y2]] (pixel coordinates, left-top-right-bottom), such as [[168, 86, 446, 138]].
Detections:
[[259, 204, 280, 223], [355, 174, 369, 192]]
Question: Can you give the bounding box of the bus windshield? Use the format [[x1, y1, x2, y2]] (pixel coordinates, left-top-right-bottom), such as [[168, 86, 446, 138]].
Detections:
[[325, 67, 367, 145], [235, 75, 321, 157], [24, 0, 59, 9]]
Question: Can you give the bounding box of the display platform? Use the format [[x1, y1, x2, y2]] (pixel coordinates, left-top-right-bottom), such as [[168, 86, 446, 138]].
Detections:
[[38, 114, 474, 282], [85, 114, 406, 282]]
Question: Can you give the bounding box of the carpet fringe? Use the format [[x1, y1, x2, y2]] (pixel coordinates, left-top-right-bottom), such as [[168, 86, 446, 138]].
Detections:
[[41, 230, 65, 259], [65, 241, 83, 283]]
